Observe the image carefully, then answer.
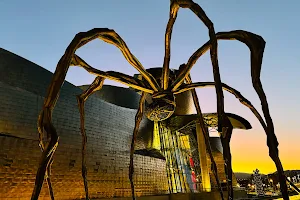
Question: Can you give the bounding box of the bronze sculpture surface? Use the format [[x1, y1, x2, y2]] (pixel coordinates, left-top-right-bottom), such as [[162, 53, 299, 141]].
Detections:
[[31, 0, 289, 199]]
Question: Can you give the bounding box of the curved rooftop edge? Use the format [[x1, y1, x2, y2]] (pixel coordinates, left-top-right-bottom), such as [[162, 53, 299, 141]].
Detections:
[[0, 48, 140, 111], [0, 47, 79, 95], [78, 85, 141, 110], [166, 112, 252, 135], [226, 113, 252, 130]]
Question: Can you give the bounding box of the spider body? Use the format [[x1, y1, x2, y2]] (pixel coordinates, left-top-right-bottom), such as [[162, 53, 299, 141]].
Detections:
[[31, 1, 288, 200], [145, 92, 176, 121], [140, 68, 177, 121]]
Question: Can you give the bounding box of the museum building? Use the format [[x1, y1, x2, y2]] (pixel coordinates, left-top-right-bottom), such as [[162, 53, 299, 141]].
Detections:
[[0, 48, 251, 199]]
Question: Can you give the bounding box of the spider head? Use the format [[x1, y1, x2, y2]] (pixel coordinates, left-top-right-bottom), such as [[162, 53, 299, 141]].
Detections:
[[145, 92, 176, 121]]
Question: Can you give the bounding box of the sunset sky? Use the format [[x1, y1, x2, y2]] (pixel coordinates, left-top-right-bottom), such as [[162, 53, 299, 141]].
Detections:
[[0, 0, 299, 174]]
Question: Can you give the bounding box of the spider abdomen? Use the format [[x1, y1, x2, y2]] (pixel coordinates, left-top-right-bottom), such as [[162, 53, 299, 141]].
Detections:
[[145, 93, 176, 121]]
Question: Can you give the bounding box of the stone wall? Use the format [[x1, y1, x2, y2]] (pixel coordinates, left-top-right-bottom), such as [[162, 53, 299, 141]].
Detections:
[[0, 48, 168, 199], [207, 150, 238, 188]]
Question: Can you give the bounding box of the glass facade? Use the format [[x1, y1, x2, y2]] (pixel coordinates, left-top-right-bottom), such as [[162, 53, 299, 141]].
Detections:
[[156, 122, 197, 193]]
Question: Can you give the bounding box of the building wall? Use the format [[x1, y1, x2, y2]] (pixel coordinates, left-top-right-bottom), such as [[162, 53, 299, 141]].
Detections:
[[79, 85, 141, 110], [0, 48, 168, 199], [207, 151, 238, 188]]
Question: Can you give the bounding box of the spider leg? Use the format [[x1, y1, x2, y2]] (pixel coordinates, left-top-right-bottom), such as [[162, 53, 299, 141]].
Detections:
[[129, 92, 146, 200], [175, 81, 275, 199], [77, 76, 105, 200], [31, 108, 59, 200], [70, 28, 159, 91], [286, 176, 300, 194], [185, 76, 224, 199], [37, 117, 55, 200], [172, 30, 288, 199], [182, 79, 238, 199], [164, 0, 222, 94], [32, 28, 155, 199], [177, 81, 266, 194], [161, 1, 179, 89], [172, 0, 225, 152], [220, 117, 234, 199], [170, 3, 232, 197], [46, 159, 55, 200], [175, 82, 267, 131], [71, 54, 153, 94]]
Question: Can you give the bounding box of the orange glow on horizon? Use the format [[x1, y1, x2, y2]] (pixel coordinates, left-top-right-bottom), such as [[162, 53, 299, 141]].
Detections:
[[228, 129, 298, 175]]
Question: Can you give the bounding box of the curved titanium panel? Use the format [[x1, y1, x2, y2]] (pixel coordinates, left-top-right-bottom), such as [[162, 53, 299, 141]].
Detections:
[[174, 90, 196, 115], [0, 49, 169, 199], [79, 84, 141, 110], [166, 113, 252, 135], [209, 137, 223, 154]]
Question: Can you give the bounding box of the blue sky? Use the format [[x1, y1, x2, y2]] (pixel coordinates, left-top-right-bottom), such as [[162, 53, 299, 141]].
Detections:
[[0, 0, 299, 173]]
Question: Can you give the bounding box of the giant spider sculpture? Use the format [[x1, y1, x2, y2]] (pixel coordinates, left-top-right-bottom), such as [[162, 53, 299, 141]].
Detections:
[[31, 0, 289, 200]]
